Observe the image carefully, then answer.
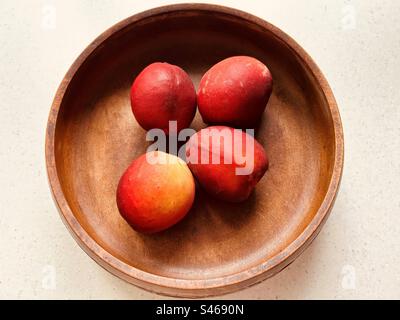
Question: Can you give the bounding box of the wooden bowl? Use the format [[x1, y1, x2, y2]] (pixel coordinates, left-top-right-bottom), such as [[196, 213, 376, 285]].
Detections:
[[46, 4, 343, 298]]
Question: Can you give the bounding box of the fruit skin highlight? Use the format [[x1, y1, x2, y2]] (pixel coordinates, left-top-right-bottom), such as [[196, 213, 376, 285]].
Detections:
[[116, 151, 195, 234], [197, 56, 273, 128], [130, 62, 197, 134], [185, 126, 268, 203]]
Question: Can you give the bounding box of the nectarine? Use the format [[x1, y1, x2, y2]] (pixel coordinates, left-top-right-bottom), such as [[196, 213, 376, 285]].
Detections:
[[197, 56, 273, 128], [130, 62, 196, 134], [116, 151, 195, 233], [185, 126, 268, 202]]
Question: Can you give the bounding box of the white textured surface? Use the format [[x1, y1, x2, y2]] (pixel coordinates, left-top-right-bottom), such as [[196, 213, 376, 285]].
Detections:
[[0, 0, 399, 299]]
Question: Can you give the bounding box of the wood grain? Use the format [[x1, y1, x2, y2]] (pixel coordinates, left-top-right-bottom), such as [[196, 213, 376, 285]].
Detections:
[[45, 4, 344, 298]]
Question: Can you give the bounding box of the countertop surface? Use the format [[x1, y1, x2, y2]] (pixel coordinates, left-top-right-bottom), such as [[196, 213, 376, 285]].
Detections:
[[1, 0, 399, 299]]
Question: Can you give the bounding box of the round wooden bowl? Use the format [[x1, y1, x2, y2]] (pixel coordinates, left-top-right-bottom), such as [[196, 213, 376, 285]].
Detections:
[[45, 4, 343, 298]]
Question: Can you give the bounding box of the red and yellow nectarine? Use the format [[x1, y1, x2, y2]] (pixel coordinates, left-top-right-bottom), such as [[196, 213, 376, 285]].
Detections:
[[116, 151, 195, 233]]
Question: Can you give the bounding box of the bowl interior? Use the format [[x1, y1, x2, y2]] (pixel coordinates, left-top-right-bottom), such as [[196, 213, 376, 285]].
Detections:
[[54, 10, 336, 281]]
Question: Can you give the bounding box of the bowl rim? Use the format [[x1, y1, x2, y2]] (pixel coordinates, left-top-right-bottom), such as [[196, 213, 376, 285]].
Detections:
[[45, 3, 344, 297]]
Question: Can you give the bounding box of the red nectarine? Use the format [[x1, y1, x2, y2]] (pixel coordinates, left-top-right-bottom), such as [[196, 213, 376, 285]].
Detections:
[[130, 62, 196, 134], [197, 56, 273, 128], [185, 126, 268, 202]]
